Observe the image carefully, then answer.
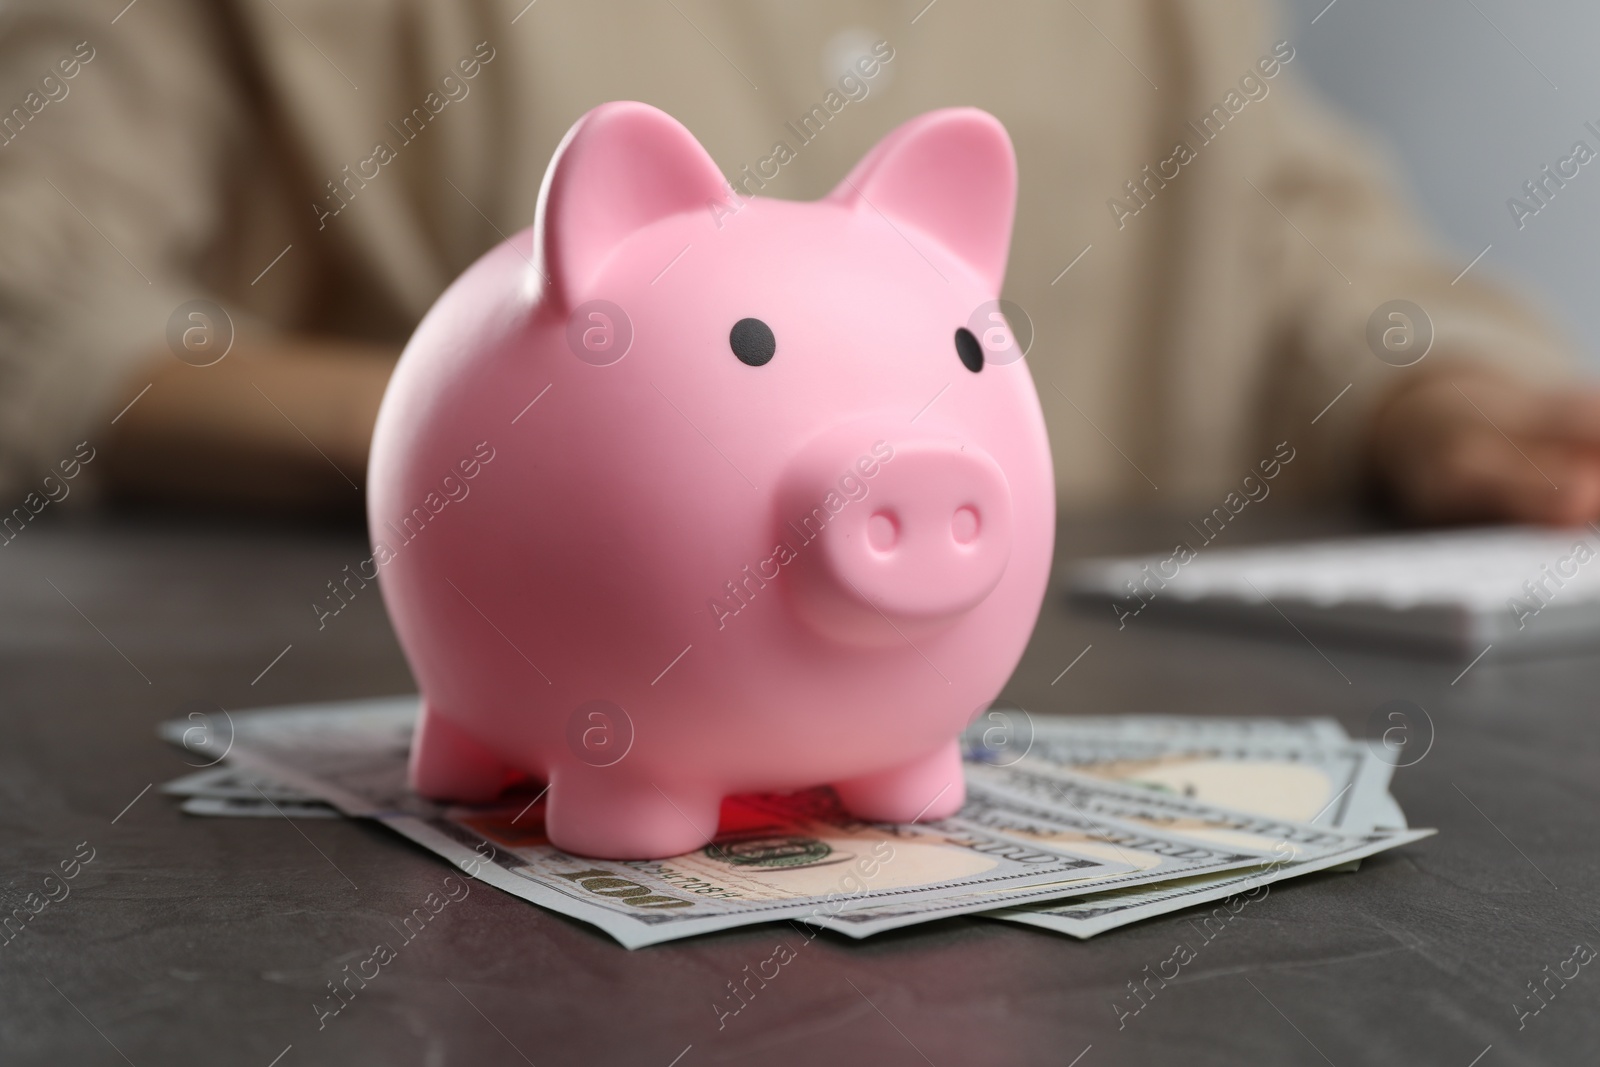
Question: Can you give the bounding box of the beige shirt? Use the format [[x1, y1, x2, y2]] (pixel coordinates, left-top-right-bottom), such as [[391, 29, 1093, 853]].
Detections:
[[0, 0, 1573, 505]]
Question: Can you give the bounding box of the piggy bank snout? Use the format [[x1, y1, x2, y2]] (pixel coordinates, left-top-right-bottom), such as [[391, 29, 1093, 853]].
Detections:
[[783, 436, 1013, 643]]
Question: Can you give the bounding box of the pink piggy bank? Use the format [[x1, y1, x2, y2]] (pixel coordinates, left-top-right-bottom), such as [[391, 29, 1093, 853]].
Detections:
[[368, 101, 1054, 859]]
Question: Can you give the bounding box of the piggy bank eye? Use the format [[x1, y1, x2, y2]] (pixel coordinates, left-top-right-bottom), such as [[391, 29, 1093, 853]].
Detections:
[[730, 318, 776, 367], [954, 327, 983, 373]]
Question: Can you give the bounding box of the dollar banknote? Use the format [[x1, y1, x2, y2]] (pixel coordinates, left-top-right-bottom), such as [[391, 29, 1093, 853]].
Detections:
[[966, 762, 1363, 858], [967, 711, 1351, 751], [159, 698, 1429, 945], [161, 698, 1145, 948], [988, 827, 1432, 938], [720, 764, 1425, 938], [965, 709, 1401, 823], [967, 716, 1428, 937], [162, 765, 326, 804], [177, 795, 341, 818]]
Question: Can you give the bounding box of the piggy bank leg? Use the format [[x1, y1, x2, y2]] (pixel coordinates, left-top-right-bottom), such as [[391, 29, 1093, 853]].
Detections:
[[833, 741, 966, 824], [545, 767, 720, 860], [409, 702, 525, 803]]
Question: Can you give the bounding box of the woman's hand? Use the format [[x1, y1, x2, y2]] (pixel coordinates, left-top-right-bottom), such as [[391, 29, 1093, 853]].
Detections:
[[103, 336, 400, 513], [1369, 364, 1600, 525]]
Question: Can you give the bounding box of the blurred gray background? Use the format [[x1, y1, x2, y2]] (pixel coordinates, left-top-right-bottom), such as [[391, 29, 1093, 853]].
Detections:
[[1284, 0, 1600, 365]]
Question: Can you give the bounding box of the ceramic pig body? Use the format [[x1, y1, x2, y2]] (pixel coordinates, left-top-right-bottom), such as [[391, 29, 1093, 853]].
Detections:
[[369, 102, 1054, 859]]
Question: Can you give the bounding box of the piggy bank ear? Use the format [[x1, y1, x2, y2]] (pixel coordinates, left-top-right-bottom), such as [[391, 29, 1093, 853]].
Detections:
[[536, 102, 728, 310], [830, 108, 1016, 293]]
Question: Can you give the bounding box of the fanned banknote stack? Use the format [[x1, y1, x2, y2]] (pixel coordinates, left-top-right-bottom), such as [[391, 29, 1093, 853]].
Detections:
[[159, 698, 1430, 948]]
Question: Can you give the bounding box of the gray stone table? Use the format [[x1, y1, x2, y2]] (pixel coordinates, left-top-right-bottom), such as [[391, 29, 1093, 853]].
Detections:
[[1, 508, 1595, 1065]]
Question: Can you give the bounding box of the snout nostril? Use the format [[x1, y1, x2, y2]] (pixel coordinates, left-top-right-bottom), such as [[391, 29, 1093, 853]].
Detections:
[[867, 510, 899, 552], [952, 505, 980, 545]]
